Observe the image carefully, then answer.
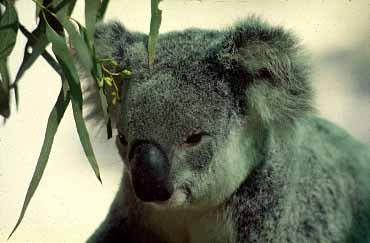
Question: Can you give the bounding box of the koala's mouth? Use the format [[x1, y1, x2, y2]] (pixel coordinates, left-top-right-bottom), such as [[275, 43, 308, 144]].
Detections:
[[146, 186, 192, 209]]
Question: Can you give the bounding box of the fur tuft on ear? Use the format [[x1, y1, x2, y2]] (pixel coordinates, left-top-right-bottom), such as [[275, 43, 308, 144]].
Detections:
[[210, 16, 315, 128]]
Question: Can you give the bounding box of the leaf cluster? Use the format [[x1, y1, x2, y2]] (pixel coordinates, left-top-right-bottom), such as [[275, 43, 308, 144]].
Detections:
[[0, 0, 110, 238], [0, 0, 163, 238]]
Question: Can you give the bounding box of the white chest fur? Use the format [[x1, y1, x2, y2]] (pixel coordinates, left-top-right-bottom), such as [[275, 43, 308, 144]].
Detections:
[[143, 204, 235, 243]]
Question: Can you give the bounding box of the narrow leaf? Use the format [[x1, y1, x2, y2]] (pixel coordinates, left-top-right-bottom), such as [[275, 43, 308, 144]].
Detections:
[[0, 81, 10, 118], [0, 0, 19, 59], [62, 19, 93, 73], [94, 50, 111, 137], [75, 20, 89, 45], [8, 80, 71, 239], [85, 0, 100, 45], [0, 59, 9, 89], [97, 0, 110, 22], [13, 82, 18, 107], [14, 23, 49, 83], [45, 22, 101, 182], [35, 3, 41, 22], [71, 18, 111, 138], [98, 87, 109, 121], [0, 59, 10, 118], [13, 23, 60, 108], [106, 118, 112, 139], [148, 0, 162, 69], [53, 0, 77, 18]]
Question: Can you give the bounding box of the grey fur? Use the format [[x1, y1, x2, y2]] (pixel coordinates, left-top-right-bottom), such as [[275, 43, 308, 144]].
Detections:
[[86, 17, 370, 243]]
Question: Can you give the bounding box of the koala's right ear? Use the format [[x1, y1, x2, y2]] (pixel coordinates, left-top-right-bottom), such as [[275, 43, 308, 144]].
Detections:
[[83, 22, 147, 127], [207, 17, 315, 129]]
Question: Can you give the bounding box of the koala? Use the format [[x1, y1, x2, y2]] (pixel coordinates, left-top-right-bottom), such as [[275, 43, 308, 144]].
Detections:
[[86, 17, 370, 243]]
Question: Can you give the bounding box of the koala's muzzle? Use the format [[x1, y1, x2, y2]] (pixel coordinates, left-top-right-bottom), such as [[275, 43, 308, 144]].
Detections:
[[129, 142, 173, 202]]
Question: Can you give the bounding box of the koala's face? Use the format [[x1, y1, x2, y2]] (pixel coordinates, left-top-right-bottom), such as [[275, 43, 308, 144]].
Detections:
[[114, 30, 252, 209], [95, 17, 313, 209]]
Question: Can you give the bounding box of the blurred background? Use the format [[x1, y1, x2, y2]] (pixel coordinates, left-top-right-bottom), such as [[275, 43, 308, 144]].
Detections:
[[0, 0, 369, 242]]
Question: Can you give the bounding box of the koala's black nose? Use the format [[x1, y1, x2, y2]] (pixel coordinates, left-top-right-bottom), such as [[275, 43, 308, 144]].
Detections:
[[129, 142, 173, 202]]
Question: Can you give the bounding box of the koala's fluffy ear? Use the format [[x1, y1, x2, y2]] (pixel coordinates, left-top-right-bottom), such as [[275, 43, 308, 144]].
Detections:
[[209, 17, 315, 127], [83, 22, 147, 127], [94, 21, 147, 65]]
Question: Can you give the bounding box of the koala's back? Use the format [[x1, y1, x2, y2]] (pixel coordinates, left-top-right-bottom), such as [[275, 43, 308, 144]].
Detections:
[[287, 117, 370, 243]]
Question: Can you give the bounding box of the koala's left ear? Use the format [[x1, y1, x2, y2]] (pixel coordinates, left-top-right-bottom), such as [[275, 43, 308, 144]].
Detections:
[[82, 21, 147, 127], [208, 17, 315, 127]]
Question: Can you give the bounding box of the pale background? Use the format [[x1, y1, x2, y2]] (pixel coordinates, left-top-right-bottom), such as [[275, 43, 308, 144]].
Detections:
[[0, 0, 369, 242]]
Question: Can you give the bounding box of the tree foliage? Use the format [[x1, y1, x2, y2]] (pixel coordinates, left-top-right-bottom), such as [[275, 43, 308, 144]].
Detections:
[[0, 0, 162, 238]]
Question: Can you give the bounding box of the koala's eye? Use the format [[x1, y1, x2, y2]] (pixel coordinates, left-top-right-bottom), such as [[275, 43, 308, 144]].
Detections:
[[118, 132, 128, 146], [185, 132, 205, 145], [186, 134, 202, 144]]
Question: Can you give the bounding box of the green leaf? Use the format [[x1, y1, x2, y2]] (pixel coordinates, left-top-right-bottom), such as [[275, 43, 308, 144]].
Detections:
[[106, 117, 112, 139], [97, 0, 110, 22], [75, 20, 89, 45], [14, 23, 61, 108], [98, 87, 108, 118], [63, 17, 112, 138], [94, 49, 111, 137], [53, 0, 77, 19], [13, 81, 18, 107], [0, 59, 9, 89], [14, 22, 49, 84], [0, 0, 18, 59], [62, 18, 94, 74], [85, 0, 100, 45], [45, 21, 102, 183], [0, 59, 10, 118], [69, 17, 112, 138], [0, 81, 10, 118], [148, 0, 162, 69], [35, 3, 41, 22], [8, 80, 71, 239]]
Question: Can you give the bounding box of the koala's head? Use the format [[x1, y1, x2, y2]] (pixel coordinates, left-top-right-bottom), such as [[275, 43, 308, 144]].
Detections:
[[93, 17, 314, 210]]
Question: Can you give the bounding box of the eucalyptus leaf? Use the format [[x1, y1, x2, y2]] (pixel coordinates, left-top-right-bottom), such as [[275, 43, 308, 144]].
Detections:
[[13, 81, 18, 107], [106, 118, 112, 139], [45, 22, 102, 183], [14, 22, 49, 84], [62, 18, 94, 74], [97, 0, 110, 22], [8, 80, 71, 239], [53, 0, 77, 18], [85, 0, 100, 45], [148, 0, 162, 69], [94, 47, 111, 136], [35, 3, 41, 22], [75, 20, 89, 46], [98, 86, 109, 121], [0, 59, 9, 91], [0, 81, 10, 118], [13, 24, 61, 109], [0, 0, 18, 59], [0, 59, 10, 118], [71, 18, 111, 138]]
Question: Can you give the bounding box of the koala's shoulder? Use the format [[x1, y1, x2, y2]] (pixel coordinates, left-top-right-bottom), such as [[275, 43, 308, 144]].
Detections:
[[280, 116, 369, 242], [303, 117, 370, 159]]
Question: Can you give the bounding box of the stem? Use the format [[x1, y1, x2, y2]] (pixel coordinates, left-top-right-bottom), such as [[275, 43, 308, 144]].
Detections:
[[101, 64, 122, 76]]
